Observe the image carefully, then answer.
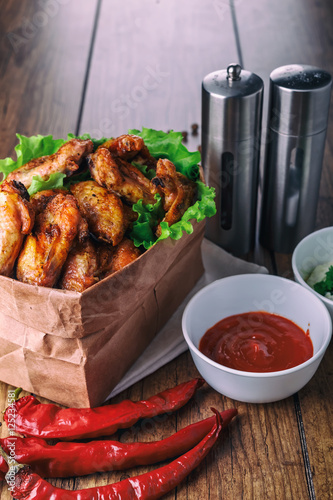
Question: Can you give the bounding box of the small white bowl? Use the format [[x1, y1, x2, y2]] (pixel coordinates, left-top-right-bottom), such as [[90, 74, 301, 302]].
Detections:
[[292, 226, 333, 320], [182, 274, 332, 403]]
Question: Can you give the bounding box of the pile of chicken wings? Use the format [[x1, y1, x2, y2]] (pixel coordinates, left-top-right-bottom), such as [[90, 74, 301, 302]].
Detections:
[[0, 134, 197, 291]]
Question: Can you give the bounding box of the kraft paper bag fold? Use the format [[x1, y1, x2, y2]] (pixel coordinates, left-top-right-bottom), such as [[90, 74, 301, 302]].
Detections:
[[0, 220, 205, 407], [0, 219, 204, 339]]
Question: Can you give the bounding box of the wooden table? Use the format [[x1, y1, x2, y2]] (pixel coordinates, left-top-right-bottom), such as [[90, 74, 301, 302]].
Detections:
[[0, 1, 332, 498]]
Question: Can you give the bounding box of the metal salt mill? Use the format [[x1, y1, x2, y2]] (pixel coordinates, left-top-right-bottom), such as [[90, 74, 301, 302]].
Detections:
[[260, 64, 332, 253], [202, 63, 264, 256]]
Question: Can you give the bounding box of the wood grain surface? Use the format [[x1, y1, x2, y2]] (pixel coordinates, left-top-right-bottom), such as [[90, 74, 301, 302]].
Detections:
[[237, 1, 333, 498], [0, 1, 332, 499]]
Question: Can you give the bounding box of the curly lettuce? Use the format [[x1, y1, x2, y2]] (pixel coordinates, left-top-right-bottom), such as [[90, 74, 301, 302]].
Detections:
[[0, 129, 216, 249], [129, 127, 201, 180]]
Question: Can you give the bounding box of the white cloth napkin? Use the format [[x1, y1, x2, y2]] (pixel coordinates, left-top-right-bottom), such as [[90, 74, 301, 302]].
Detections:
[[107, 239, 268, 399]]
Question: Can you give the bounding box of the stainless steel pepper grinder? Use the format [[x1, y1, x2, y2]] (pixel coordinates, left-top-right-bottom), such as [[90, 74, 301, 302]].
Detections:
[[260, 64, 332, 253], [202, 63, 264, 255]]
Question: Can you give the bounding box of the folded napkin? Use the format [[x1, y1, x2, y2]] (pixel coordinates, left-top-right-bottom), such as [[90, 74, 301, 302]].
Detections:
[[107, 238, 268, 399]]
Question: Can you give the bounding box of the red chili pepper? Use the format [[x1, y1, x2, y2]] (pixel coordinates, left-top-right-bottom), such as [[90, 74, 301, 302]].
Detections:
[[3, 378, 204, 440], [1, 408, 223, 499], [0, 408, 237, 479]]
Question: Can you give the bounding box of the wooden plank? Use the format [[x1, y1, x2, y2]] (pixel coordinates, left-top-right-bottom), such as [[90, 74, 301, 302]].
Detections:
[[75, 6, 239, 496], [78, 0, 239, 153], [0, 1, 331, 498], [173, 353, 308, 499], [46, 352, 309, 499], [0, 0, 98, 159], [236, 0, 333, 497], [275, 260, 333, 500], [0, 1, 97, 498]]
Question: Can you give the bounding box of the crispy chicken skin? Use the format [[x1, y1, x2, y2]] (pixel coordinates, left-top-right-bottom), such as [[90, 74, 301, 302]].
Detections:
[[99, 134, 157, 170], [70, 180, 130, 246], [151, 158, 197, 237], [105, 237, 142, 276], [0, 181, 35, 277], [30, 188, 69, 214], [31, 188, 89, 242], [60, 237, 141, 291], [98, 134, 144, 159], [95, 243, 115, 277], [7, 138, 94, 189], [131, 145, 157, 170], [59, 237, 99, 292], [16, 192, 83, 287], [88, 148, 155, 204]]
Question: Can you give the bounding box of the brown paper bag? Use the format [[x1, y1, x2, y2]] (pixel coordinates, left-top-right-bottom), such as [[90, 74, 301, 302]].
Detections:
[[0, 220, 205, 407]]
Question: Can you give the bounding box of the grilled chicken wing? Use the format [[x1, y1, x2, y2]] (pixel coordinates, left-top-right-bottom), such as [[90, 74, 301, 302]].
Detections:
[[16, 192, 83, 287], [0, 181, 35, 277], [31, 188, 90, 241], [88, 148, 155, 204], [7, 138, 94, 189], [151, 158, 197, 237], [98, 134, 144, 160], [59, 237, 99, 292], [99, 133, 157, 170], [30, 188, 69, 214], [70, 180, 130, 246], [105, 237, 142, 277], [95, 243, 115, 277], [60, 236, 141, 290], [131, 146, 157, 170]]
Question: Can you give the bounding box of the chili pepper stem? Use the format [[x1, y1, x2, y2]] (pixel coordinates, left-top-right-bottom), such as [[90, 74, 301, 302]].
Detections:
[[0, 444, 26, 484], [1, 388, 22, 415], [13, 388, 23, 401]]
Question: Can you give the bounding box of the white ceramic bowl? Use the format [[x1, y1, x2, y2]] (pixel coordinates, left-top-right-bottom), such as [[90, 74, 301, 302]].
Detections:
[[182, 274, 332, 403], [292, 226, 333, 320]]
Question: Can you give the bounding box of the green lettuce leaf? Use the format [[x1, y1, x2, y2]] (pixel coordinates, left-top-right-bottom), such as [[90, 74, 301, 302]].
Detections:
[[0, 129, 216, 249], [131, 180, 216, 249], [130, 195, 165, 249], [28, 173, 67, 196], [131, 161, 156, 180], [128, 128, 216, 248], [128, 127, 201, 180]]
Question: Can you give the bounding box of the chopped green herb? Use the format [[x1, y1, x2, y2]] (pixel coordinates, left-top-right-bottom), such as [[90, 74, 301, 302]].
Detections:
[[314, 265, 333, 296]]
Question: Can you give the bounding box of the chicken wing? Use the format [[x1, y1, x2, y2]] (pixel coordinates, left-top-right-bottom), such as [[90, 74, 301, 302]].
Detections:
[[70, 180, 130, 246], [95, 242, 115, 277], [131, 145, 157, 170], [88, 148, 155, 204], [30, 188, 69, 214], [98, 134, 144, 160], [31, 188, 90, 243], [59, 237, 99, 292], [105, 237, 142, 277], [0, 180, 35, 277], [7, 138, 94, 189], [99, 134, 157, 170], [151, 158, 197, 237], [16, 192, 82, 287]]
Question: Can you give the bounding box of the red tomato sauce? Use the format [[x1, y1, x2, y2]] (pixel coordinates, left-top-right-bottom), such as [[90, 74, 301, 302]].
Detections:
[[199, 311, 313, 373]]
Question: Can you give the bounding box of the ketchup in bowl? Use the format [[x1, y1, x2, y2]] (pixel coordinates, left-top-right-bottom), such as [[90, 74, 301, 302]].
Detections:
[[199, 311, 313, 373]]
